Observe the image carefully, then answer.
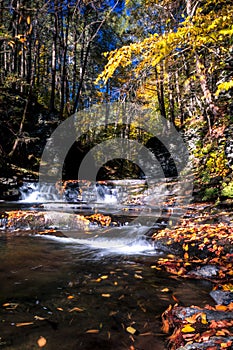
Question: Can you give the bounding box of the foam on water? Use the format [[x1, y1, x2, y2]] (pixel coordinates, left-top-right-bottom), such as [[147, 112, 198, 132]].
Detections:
[[39, 234, 155, 256], [36, 225, 155, 256]]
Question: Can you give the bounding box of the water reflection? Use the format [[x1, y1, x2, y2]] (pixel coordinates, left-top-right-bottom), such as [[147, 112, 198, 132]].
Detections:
[[0, 235, 213, 350]]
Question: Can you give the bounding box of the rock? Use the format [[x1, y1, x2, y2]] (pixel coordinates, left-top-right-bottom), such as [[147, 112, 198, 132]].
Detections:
[[177, 337, 233, 349], [172, 306, 233, 322], [188, 265, 219, 279], [210, 290, 233, 305]]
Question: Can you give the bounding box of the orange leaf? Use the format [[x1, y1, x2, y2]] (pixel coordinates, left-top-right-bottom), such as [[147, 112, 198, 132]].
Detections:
[[37, 336, 47, 348], [215, 305, 228, 311], [16, 322, 34, 327], [161, 318, 170, 333], [86, 329, 99, 334]]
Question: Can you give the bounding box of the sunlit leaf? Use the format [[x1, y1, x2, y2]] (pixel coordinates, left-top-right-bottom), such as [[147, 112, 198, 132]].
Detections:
[[37, 336, 47, 348], [126, 326, 138, 335], [181, 324, 195, 333], [215, 305, 228, 311]]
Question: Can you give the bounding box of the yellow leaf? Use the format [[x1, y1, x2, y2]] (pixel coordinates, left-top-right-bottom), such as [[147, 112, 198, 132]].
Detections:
[[37, 336, 47, 348], [182, 243, 189, 251], [201, 313, 208, 325], [181, 324, 195, 333], [67, 295, 75, 299], [216, 330, 226, 336], [161, 288, 170, 293], [100, 275, 108, 280], [101, 293, 111, 298], [126, 326, 137, 335]]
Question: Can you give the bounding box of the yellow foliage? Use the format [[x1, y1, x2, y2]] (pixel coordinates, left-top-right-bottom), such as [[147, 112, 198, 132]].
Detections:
[[96, 0, 233, 87], [216, 80, 233, 97]]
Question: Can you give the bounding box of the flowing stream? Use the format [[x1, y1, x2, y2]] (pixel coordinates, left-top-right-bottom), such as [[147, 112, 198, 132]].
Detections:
[[0, 180, 214, 350]]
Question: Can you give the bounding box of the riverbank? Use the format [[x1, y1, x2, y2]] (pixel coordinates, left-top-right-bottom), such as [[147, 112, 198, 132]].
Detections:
[[150, 203, 233, 349]]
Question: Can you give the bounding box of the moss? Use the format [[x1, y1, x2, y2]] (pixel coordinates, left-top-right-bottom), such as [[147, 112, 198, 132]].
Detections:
[[202, 187, 219, 201], [221, 181, 233, 198]]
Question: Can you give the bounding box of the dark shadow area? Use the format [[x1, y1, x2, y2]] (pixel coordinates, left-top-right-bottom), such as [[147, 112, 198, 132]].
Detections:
[[145, 137, 178, 178], [96, 158, 145, 180]]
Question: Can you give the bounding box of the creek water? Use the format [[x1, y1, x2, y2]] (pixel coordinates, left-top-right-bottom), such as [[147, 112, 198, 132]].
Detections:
[[0, 180, 213, 350]]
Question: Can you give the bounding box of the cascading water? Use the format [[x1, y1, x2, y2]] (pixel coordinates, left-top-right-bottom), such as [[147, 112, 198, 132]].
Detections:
[[19, 182, 65, 202], [15, 178, 191, 254]]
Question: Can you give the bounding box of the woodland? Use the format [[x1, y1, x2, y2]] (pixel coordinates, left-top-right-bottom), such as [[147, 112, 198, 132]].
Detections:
[[0, 0, 232, 201], [1, 2, 233, 349]]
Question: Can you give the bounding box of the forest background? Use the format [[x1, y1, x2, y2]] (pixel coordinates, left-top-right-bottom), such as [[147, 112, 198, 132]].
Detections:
[[0, 0, 233, 202]]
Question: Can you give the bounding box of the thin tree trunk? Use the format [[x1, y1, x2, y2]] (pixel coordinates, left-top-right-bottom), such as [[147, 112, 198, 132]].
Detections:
[[73, 41, 91, 113], [175, 70, 184, 125], [167, 71, 175, 124], [195, 53, 219, 134], [155, 66, 166, 119], [50, 3, 58, 113]]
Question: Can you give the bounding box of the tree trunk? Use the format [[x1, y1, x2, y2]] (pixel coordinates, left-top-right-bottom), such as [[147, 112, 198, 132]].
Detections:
[[50, 2, 58, 113], [195, 53, 219, 134]]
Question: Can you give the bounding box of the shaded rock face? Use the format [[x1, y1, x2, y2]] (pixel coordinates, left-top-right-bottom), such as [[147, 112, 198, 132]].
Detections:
[[188, 265, 219, 279], [145, 137, 178, 178], [0, 178, 20, 201], [210, 290, 233, 306]]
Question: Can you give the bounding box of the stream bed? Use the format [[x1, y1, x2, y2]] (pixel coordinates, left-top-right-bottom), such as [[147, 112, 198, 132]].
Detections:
[[0, 180, 215, 349], [0, 232, 214, 350]]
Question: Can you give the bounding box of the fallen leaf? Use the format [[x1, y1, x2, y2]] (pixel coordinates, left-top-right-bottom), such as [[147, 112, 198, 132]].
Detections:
[[86, 329, 99, 334], [69, 307, 84, 313], [2, 303, 19, 310], [67, 295, 75, 299], [215, 305, 228, 311], [37, 336, 47, 348], [100, 275, 108, 280], [201, 313, 208, 325], [34, 316, 46, 321], [101, 294, 111, 298], [126, 326, 138, 335], [181, 324, 195, 333], [16, 322, 34, 327], [57, 307, 64, 311]]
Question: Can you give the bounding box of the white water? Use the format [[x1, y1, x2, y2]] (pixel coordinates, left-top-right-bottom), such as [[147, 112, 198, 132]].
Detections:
[[16, 179, 191, 255], [19, 182, 65, 202], [19, 181, 121, 204]]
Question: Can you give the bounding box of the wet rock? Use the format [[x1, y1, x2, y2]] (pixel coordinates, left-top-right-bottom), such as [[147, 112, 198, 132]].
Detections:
[[172, 306, 233, 322], [177, 337, 233, 350], [0, 177, 20, 200], [188, 265, 219, 279], [210, 290, 233, 305]]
